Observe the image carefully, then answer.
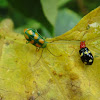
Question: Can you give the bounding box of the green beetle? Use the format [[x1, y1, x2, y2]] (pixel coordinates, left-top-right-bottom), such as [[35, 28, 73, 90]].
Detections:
[[24, 28, 61, 66], [24, 28, 47, 48]]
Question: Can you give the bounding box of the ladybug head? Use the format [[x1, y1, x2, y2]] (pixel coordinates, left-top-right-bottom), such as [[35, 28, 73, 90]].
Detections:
[[80, 41, 86, 49]]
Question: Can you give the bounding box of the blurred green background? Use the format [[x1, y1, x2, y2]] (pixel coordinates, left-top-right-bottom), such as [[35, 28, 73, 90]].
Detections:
[[0, 0, 99, 37]]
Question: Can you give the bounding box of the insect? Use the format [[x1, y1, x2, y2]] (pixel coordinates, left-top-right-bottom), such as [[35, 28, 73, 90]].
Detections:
[[24, 28, 47, 48], [24, 28, 61, 65], [79, 41, 94, 65]]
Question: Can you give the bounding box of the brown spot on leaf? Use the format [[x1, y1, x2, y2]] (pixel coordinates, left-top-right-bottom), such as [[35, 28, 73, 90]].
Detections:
[[58, 73, 63, 77], [52, 71, 57, 75], [70, 73, 79, 80], [28, 95, 35, 100]]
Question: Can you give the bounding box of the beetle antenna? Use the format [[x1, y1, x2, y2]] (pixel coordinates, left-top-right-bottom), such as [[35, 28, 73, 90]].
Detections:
[[33, 49, 44, 66], [46, 46, 62, 57]]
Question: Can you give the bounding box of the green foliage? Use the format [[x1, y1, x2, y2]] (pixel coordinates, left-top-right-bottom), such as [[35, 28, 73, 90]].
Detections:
[[0, 0, 8, 8], [8, 0, 53, 35], [0, 0, 99, 37], [0, 7, 100, 99], [58, 0, 70, 7], [41, 0, 58, 26], [55, 8, 81, 36]]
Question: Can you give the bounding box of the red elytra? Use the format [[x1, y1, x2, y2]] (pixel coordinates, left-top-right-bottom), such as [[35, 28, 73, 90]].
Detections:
[[80, 41, 86, 49]]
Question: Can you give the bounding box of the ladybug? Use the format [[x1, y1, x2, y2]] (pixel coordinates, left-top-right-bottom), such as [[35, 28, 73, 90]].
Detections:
[[79, 41, 94, 65], [24, 28, 47, 48]]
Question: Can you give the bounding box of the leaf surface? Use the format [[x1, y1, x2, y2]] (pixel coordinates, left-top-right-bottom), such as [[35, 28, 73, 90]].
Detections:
[[0, 7, 100, 100]]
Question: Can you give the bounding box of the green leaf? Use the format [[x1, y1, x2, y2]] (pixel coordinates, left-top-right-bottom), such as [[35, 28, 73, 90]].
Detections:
[[0, 0, 8, 8], [8, 0, 53, 33], [54, 8, 81, 36], [41, 27, 52, 38], [15, 19, 41, 34], [0, 7, 100, 100], [40, 0, 58, 26], [58, 0, 70, 7]]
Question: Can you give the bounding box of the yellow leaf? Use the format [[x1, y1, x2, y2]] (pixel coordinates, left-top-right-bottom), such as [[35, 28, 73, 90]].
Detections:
[[0, 7, 100, 100]]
